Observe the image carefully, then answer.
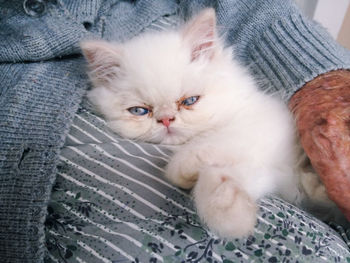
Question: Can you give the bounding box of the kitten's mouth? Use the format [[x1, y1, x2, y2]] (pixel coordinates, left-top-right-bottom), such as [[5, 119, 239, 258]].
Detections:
[[166, 127, 173, 134], [159, 127, 184, 144], [154, 127, 189, 145], [166, 127, 181, 137]]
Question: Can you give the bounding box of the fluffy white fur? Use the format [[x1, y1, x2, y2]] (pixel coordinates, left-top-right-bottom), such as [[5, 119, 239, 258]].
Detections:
[[81, 8, 338, 237]]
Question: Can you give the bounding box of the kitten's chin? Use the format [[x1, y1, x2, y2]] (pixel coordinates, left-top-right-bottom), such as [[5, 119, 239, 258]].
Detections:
[[149, 128, 191, 145], [160, 135, 188, 145]]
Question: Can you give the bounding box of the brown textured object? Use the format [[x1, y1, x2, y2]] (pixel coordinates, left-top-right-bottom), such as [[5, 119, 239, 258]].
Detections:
[[289, 70, 350, 220]]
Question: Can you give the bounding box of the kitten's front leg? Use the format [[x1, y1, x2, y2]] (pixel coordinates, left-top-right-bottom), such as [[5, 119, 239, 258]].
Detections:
[[165, 148, 201, 189], [193, 165, 257, 238], [165, 146, 234, 189]]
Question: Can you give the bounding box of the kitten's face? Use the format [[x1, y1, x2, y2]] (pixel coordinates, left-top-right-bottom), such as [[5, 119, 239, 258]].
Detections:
[[82, 9, 235, 144]]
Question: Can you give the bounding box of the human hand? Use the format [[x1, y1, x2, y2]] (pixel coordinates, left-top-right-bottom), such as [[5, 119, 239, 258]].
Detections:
[[289, 70, 350, 220]]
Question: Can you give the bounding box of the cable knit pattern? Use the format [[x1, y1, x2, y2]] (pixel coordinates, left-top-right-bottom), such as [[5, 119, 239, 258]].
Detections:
[[0, 0, 349, 262]]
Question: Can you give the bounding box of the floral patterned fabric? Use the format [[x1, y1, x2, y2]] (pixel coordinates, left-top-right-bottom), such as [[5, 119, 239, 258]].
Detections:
[[44, 106, 350, 263]]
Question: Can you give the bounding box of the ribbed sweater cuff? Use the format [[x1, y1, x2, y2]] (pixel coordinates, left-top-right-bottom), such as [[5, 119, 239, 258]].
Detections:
[[248, 13, 350, 101]]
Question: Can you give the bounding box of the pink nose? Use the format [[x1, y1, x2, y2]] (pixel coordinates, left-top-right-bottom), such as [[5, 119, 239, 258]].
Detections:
[[158, 117, 175, 127]]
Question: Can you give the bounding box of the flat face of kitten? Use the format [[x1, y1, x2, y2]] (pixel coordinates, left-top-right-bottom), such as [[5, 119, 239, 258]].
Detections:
[[81, 9, 233, 144]]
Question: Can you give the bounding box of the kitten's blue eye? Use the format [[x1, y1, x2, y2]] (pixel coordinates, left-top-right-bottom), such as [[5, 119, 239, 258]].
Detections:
[[128, 107, 149, 116], [181, 96, 200, 106]]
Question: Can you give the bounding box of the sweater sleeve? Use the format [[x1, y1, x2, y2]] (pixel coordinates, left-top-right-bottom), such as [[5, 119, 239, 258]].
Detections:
[[182, 0, 350, 100]]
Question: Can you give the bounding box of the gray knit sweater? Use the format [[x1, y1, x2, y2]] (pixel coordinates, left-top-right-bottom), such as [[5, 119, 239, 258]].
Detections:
[[1, 0, 349, 262]]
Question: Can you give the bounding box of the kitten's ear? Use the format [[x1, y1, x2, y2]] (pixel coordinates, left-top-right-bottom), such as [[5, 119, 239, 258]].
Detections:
[[182, 8, 217, 61], [80, 40, 122, 86]]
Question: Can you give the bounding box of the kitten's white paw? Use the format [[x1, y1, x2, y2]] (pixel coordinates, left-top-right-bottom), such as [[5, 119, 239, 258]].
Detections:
[[194, 166, 257, 238], [165, 150, 200, 189], [165, 147, 235, 189]]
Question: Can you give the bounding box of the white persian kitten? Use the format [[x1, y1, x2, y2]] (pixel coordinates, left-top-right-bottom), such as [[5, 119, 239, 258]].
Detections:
[[81, 9, 336, 237]]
